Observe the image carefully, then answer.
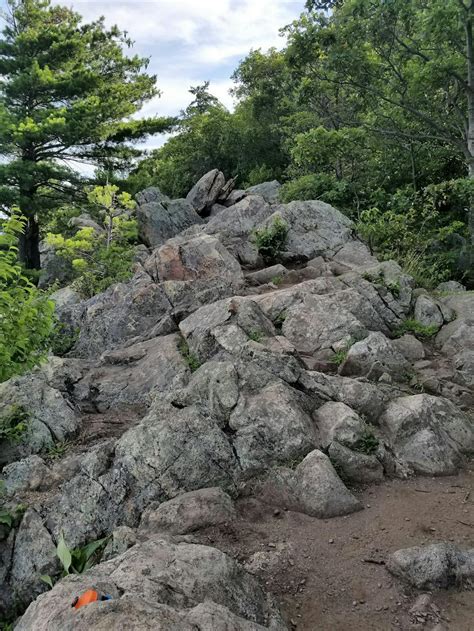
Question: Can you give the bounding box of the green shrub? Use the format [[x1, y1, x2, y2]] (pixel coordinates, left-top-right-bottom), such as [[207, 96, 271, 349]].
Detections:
[[46, 185, 138, 299], [252, 215, 288, 262], [178, 338, 201, 373], [0, 405, 29, 444], [41, 532, 108, 588], [280, 173, 352, 206], [273, 311, 287, 331], [330, 348, 349, 366], [248, 330, 263, 342], [395, 319, 439, 340], [0, 213, 55, 382], [49, 322, 80, 356], [354, 430, 379, 455]]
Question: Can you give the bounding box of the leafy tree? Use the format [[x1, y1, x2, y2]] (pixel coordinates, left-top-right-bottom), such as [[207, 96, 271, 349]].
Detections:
[[0, 211, 54, 382], [47, 185, 137, 297], [0, 0, 172, 269]]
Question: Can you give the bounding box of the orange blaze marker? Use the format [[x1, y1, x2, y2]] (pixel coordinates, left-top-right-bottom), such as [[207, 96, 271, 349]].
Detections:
[[72, 589, 99, 610]]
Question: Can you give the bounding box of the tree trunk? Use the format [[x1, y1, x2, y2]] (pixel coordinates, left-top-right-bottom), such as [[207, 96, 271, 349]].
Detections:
[[465, 6, 474, 245], [18, 216, 41, 270]]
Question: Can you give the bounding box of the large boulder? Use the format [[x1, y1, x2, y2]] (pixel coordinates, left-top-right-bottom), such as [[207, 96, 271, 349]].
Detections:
[[281, 293, 368, 354], [186, 169, 226, 215], [261, 450, 361, 518], [314, 402, 368, 450], [137, 192, 202, 248], [204, 194, 274, 265], [145, 233, 243, 288], [339, 331, 411, 381], [73, 334, 189, 412], [387, 543, 474, 589], [0, 374, 79, 465], [414, 295, 444, 330], [38, 240, 74, 289], [140, 487, 236, 536], [246, 180, 281, 204], [115, 399, 241, 508], [71, 271, 173, 358], [229, 381, 316, 474], [272, 200, 354, 260], [379, 394, 474, 475], [16, 538, 286, 631]]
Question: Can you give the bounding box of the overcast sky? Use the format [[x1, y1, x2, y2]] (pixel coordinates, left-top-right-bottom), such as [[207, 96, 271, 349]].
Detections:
[[0, 0, 305, 156], [59, 1, 305, 149]]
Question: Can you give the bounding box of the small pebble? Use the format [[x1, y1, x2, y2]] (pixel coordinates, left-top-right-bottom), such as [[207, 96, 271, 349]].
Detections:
[[352, 601, 357, 607], [328, 538, 334, 544]]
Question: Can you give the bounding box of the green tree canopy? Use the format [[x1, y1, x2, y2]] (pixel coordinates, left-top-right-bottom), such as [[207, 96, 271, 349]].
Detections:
[[0, 0, 172, 269]]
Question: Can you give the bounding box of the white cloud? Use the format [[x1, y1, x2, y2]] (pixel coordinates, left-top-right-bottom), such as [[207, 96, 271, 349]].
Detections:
[[50, 0, 306, 150]]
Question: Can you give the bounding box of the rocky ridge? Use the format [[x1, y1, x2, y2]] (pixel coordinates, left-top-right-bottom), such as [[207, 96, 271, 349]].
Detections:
[[1, 170, 473, 628]]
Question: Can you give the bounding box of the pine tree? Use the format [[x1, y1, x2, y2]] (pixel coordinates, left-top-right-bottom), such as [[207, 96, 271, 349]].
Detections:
[[0, 0, 172, 268]]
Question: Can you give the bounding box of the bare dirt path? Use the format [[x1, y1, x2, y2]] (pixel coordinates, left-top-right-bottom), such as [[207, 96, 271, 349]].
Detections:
[[193, 467, 474, 630]]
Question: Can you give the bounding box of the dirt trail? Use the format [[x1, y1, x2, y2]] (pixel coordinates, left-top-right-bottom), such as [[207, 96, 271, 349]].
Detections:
[[193, 467, 474, 630]]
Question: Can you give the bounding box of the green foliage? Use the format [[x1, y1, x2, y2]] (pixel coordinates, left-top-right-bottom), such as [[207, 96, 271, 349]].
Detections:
[[354, 430, 379, 456], [395, 320, 439, 340], [0, 0, 169, 268], [330, 348, 349, 367], [252, 215, 288, 262], [271, 275, 283, 286], [273, 311, 287, 331], [0, 405, 29, 444], [0, 213, 55, 382], [0, 504, 27, 532], [178, 338, 201, 373], [48, 322, 79, 357], [51, 532, 108, 580], [46, 186, 138, 298], [45, 440, 72, 461], [248, 330, 263, 343]]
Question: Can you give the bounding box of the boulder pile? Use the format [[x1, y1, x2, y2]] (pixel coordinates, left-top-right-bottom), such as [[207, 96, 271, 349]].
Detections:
[[1, 171, 473, 627]]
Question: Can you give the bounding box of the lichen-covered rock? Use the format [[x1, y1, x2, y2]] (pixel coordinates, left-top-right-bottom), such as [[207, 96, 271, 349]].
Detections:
[[0, 375, 79, 465], [379, 394, 474, 475], [340, 331, 411, 381], [137, 194, 202, 248], [261, 450, 361, 518], [393, 334, 425, 362], [328, 442, 384, 484], [140, 487, 236, 535], [387, 543, 474, 589], [1, 455, 50, 495], [10, 509, 59, 608], [314, 402, 367, 449], [229, 381, 316, 474], [414, 295, 444, 330], [74, 334, 189, 412], [246, 180, 281, 204], [186, 169, 226, 215], [15, 537, 286, 631], [71, 271, 173, 358]]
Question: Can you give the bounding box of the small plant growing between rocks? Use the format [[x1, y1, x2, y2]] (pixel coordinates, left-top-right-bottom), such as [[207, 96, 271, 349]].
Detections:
[[395, 319, 439, 340], [0, 405, 29, 444], [248, 330, 263, 343], [41, 532, 109, 588], [252, 215, 288, 262], [271, 275, 283, 286], [273, 311, 287, 332], [178, 338, 201, 373], [0, 504, 27, 532], [49, 322, 80, 357], [353, 430, 379, 455], [46, 440, 72, 461], [330, 348, 349, 366]]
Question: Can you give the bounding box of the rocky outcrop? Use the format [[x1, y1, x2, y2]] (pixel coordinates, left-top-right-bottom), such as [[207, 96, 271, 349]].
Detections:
[[186, 169, 226, 215], [136, 188, 202, 247], [16, 537, 286, 631], [387, 543, 474, 589], [2, 171, 474, 627]]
